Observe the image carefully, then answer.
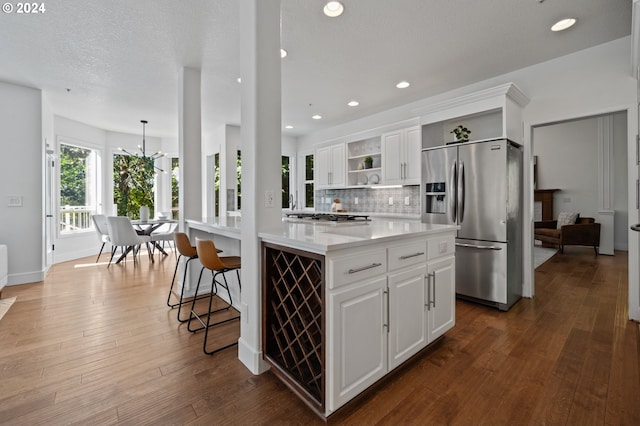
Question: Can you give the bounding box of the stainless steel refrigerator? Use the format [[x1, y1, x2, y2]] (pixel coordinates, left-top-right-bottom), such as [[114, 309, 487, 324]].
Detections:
[[421, 139, 522, 311]]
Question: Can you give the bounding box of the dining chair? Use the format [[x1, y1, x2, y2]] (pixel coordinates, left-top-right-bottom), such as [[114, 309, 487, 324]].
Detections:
[[91, 214, 111, 263], [106, 216, 153, 267], [150, 222, 178, 256]]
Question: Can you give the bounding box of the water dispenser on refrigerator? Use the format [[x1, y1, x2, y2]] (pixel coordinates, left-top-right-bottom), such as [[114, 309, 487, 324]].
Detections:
[[425, 182, 447, 214]]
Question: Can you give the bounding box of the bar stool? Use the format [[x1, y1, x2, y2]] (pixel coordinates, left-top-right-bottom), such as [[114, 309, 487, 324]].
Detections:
[[167, 232, 210, 322], [188, 237, 241, 355]]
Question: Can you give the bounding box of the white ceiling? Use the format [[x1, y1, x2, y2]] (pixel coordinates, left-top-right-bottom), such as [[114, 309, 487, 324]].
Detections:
[[0, 0, 632, 140]]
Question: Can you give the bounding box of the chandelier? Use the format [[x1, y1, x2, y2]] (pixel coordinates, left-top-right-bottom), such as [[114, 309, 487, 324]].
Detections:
[[118, 120, 167, 173]]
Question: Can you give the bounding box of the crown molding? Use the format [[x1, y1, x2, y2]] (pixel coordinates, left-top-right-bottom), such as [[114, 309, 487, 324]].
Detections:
[[411, 82, 530, 117]]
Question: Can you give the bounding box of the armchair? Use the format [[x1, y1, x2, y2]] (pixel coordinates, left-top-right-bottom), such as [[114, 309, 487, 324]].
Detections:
[[534, 217, 600, 255]]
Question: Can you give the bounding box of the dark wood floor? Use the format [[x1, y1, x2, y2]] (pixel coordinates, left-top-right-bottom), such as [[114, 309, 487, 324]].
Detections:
[[0, 247, 638, 425]]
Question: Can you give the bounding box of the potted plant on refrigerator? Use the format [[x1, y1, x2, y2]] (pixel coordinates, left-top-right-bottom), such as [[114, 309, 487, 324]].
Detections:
[[450, 125, 471, 143]]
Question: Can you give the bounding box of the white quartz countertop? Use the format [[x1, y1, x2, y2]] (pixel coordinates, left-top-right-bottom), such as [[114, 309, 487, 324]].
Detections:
[[185, 216, 241, 239], [259, 218, 458, 254]]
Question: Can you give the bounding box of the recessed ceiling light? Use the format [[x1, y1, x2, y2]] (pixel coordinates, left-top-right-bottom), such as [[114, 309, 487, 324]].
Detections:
[[551, 18, 576, 32], [347, 100, 359, 107], [323, 1, 344, 17], [280, 48, 288, 58], [237, 77, 241, 83], [285, 125, 293, 129], [312, 115, 322, 120], [396, 81, 410, 89]]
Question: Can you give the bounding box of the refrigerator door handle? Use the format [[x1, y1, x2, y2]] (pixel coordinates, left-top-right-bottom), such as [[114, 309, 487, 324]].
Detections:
[[455, 242, 503, 250], [450, 160, 457, 223], [458, 161, 465, 224]]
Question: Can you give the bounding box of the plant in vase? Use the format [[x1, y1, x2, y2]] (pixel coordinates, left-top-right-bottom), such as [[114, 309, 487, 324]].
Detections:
[[363, 156, 373, 169], [450, 125, 471, 143]]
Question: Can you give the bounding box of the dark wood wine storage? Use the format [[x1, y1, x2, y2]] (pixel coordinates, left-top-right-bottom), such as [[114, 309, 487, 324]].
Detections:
[[262, 243, 325, 414]]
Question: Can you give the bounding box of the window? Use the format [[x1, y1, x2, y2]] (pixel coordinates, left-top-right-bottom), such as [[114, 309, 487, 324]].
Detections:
[[171, 157, 179, 219], [304, 154, 314, 208], [214, 153, 220, 217], [237, 150, 242, 210], [59, 142, 98, 234], [113, 153, 155, 219], [282, 156, 291, 207], [234, 151, 293, 210]]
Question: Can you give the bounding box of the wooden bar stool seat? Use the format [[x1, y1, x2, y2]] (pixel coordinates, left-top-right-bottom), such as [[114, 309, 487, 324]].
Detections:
[[187, 237, 241, 355]]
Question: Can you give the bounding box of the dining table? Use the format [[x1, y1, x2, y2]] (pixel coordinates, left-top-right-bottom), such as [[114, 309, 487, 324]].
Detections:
[[130, 218, 178, 257]]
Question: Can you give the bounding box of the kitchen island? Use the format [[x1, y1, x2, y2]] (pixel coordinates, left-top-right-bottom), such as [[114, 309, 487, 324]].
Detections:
[[259, 218, 458, 417]]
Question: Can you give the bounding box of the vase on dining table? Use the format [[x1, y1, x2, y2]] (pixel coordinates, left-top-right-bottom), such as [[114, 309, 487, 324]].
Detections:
[[140, 205, 150, 222]]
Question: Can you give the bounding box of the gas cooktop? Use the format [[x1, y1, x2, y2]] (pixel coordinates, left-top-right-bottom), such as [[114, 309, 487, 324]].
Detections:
[[285, 212, 371, 222]]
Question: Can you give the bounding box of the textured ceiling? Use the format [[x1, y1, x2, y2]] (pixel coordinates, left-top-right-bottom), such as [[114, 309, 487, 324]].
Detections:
[[0, 0, 632, 139]]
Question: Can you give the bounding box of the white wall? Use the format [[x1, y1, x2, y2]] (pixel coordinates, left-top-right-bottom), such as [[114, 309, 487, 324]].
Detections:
[[535, 118, 600, 217], [0, 81, 44, 285]]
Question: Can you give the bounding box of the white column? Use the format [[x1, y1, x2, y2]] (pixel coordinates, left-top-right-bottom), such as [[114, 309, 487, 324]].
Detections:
[[597, 116, 615, 255], [178, 67, 202, 226], [238, 0, 281, 374]]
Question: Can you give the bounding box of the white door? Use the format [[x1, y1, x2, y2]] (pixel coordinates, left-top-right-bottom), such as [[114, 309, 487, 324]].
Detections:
[[404, 126, 422, 184], [427, 256, 455, 342], [382, 130, 403, 184], [387, 264, 428, 370], [45, 149, 55, 268], [327, 276, 387, 412], [329, 143, 346, 187], [316, 146, 331, 188]]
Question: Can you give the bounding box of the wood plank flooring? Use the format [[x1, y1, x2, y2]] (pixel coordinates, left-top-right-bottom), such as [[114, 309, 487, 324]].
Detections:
[[0, 247, 638, 425]]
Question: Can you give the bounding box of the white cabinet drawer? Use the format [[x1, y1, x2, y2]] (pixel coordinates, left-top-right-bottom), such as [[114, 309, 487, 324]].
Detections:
[[388, 240, 427, 272], [427, 234, 455, 261], [329, 249, 387, 289]]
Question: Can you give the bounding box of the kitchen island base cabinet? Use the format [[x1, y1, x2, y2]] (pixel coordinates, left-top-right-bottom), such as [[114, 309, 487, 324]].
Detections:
[[328, 277, 387, 412], [387, 264, 428, 371], [427, 256, 455, 342], [260, 225, 457, 418]]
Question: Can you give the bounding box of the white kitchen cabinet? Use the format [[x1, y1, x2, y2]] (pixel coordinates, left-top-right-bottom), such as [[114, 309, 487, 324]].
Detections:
[[316, 143, 346, 188], [263, 228, 457, 418], [387, 264, 428, 370], [328, 276, 387, 412], [381, 125, 421, 185], [427, 255, 455, 342]]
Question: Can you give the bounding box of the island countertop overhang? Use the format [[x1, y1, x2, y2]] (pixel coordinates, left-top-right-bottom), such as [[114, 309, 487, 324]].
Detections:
[[259, 219, 459, 254]]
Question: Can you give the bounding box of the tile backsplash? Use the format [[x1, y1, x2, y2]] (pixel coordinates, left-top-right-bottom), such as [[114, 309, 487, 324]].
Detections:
[[315, 186, 420, 215]]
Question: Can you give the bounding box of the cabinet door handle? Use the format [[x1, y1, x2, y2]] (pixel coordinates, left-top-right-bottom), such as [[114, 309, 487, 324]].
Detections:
[[430, 271, 436, 308], [425, 274, 431, 310], [348, 262, 382, 274], [383, 288, 389, 331], [399, 252, 425, 260], [455, 242, 502, 250]]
